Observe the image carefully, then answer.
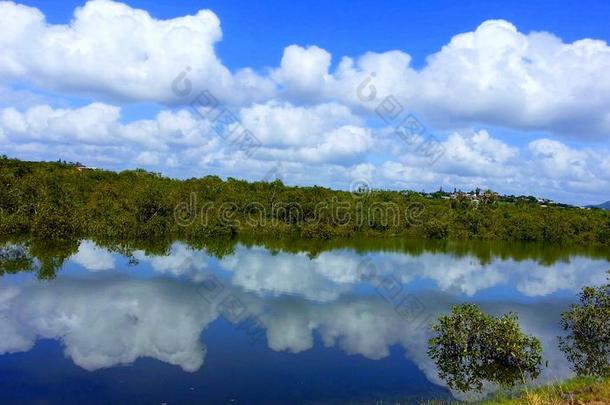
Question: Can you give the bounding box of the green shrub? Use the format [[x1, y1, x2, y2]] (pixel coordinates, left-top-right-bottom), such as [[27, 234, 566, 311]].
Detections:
[[428, 304, 543, 392], [559, 271, 610, 377], [423, 218, 450, 239]]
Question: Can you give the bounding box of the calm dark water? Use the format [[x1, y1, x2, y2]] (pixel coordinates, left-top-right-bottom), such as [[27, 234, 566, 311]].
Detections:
[[0, 238, 608, 404]]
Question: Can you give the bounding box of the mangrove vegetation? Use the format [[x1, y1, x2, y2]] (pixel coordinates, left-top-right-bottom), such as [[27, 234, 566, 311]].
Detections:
[[1, 157, 609, 245]]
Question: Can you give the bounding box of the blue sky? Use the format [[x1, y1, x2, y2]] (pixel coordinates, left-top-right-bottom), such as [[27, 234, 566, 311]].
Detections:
[[20, 0, 610, 69], [1, 0, 610, 205]]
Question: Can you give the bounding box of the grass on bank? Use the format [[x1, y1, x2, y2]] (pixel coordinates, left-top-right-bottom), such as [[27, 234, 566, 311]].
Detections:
[[420, 377, 610, 405], [481, 377, 610, 405]]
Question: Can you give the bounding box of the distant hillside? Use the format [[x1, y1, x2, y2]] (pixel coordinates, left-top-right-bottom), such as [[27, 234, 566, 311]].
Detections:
[[587, 201, 610, 210], [596, 201, 610, 210]]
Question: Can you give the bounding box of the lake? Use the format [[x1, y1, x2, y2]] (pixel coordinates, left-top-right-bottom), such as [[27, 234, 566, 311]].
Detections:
[[0, 237, 609, 404]]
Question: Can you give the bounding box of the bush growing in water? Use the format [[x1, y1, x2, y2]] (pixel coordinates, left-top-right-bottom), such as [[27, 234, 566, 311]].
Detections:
[[428, 304, 543, 392], [559, 271, 610, 377]]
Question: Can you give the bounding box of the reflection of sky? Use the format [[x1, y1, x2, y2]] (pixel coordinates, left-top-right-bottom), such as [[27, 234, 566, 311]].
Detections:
[[61, 241, 609, 300], [0, 240, 608, 403]]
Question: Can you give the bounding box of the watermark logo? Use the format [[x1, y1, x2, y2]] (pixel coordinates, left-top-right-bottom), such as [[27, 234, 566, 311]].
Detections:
[[197, 274, 266, 345], [356, 75, 446, 165], [356, 256, 431, 330], [171, 69, 262, 158], [349, 179, 372, 197]]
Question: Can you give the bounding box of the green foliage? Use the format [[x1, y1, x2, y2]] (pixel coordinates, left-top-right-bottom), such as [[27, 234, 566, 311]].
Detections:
[[0, 238, 78, 279], [29, 239, 79, 280], [1, 157, 610, 244], [428, 304, 544, 392], [559, 271, 610, 377], [423, 217, 450, 239]]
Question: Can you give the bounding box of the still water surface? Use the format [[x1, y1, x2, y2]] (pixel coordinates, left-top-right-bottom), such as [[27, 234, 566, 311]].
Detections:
[[0, 238, 608, 404]]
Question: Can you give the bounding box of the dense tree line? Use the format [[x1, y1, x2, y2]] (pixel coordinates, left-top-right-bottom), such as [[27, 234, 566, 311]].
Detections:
[[1, 157, 609, 245]]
